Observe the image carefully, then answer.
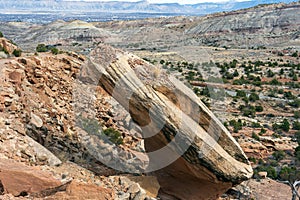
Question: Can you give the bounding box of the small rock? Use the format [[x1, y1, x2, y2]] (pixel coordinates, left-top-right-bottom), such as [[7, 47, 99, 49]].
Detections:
[[120, 176, 131, 189], [118, 192, 130, 200], [128, 183, 141, 194], [8, 71, 22, 84], [128, 176, 160, 198], [258, 171, 268, 179], [30, 113, 43, 128], [133, 189, 147, 200]]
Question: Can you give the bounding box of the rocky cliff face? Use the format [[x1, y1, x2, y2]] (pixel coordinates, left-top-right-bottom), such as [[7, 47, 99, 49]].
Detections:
[[186, 2, 300, 48]]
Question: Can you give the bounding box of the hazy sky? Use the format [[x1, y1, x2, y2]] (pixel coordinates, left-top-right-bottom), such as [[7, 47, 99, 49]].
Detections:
[[82, 0, 250, 4]]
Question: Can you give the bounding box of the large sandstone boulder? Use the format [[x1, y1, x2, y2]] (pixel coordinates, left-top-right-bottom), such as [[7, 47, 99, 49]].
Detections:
[[78, 45, 253, 199]]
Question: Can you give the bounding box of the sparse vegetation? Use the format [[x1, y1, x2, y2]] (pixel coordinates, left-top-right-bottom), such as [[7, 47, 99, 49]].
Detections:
[[103, 128, 123, 145], [12, 49, 22, 57], [36, 44, 48, 52]]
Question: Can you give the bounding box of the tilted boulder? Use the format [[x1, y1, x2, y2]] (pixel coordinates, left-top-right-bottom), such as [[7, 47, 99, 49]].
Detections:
[[79, 45, 253, 199]]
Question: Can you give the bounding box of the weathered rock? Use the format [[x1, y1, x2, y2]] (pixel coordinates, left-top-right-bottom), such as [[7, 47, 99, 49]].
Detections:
[[258, 171, 268, 179], [47, 181, 115, 200], [30, 113, 43, 128], [0, 158, 61, 196], [128, 176, 160, 198], [81, 45, 253, 199], [26, 136, 62, 166]]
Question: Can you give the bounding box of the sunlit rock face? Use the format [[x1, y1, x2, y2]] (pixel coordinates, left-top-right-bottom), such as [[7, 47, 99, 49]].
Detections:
[[80, 45, 253, 199]]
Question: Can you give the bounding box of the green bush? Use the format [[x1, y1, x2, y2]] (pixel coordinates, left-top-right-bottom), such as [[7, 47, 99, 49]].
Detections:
[[267, 69, 275, 77], [295, 111, 300, 119], [260, 128, 267, 134], [249, 92, 260, 102], [254, 165, 277, 179], [273, 119, 290, 132], [255, 105, 264, 112], [103, 128, 123, 145], [281, 119, 290, 132], [12, 49, 22, 57], [231, 119, 243, 133], [269, 78, 282, 86], [51, 47, 59, 55], [272, 150, 285, 161], [252, 132, 260, 141], [284, 91, 295, 99], [295, 131, 300, 145], [293, 121, 300, 130], [242, 106, 256, 117], [289, 99, 300, 108], [0, 31, 3, 37], [2, 46, 9, 54], [36, 44, 48, 52], [251, 122, 261, 128], [279, 166, 300, 182], [291, 51, 298, 57], [293, 74, 298, 81], [236, 90, 246, 98], [296, 146, 300, 161]]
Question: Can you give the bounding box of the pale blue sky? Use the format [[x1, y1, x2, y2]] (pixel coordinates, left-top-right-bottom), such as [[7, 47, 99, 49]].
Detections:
[[79, 0, 250, 4]]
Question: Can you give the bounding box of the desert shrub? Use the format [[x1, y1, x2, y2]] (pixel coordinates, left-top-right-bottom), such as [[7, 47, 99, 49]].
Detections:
[[273, 119, 290, 132], [229, 119, 243, 133], [236, 90, 246, 98], [295, 111, 300, 119], [12, 49, 22, 57], [251, 122, 261, 128], [255, 105, 264, 112], [233, 78, 247, 85], [249, 157, 257, 164], [1, 46, 9, 54], [249, 92, 259, 102], [252, 132, 260, 141], [103, 128, 123, 145], [281, 119, 290, 132], [267, 69, 275, 77], [36, 44, 48, 52], [293, 121, 300, 130], [284, 91, 295, 99], [233, 69, 239, 77], [289, 99, 300, 108], [293, 74, 298, 81], [279, 166, 300, 182], [296, 146, 300, 161], [260, 128, 267, 134], [272, 150, 285, 161], [254, 165, 277, 179], [295, 131, 300, 145], [51, 47, 59, 55]]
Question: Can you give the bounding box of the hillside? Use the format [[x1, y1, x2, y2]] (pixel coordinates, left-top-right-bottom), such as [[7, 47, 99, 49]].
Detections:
[[0, 36, 256, 199], [0, 1, 300, 199], [1, 2, 299, 52]]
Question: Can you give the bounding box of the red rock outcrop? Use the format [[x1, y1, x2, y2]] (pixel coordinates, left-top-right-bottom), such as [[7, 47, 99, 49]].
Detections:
[[0, 158, 61, 196]]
